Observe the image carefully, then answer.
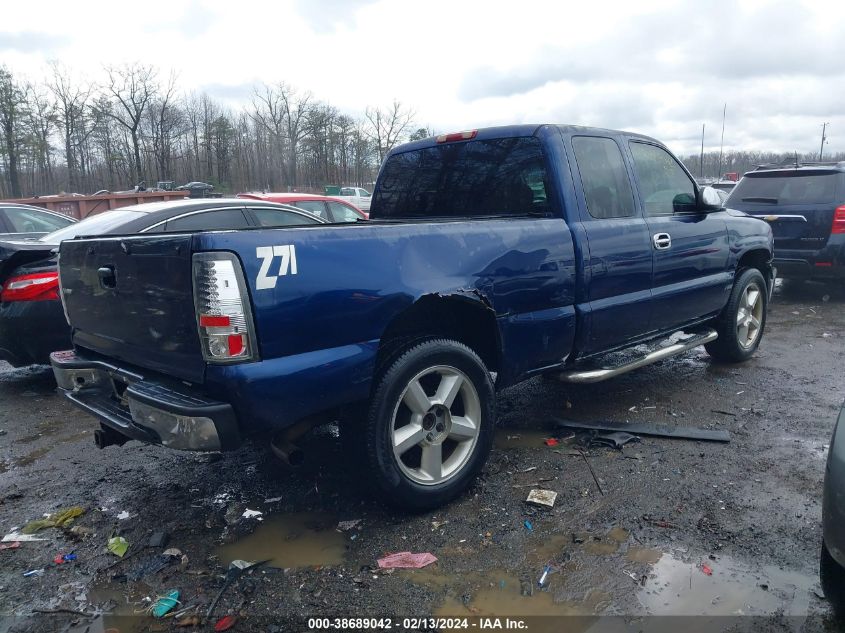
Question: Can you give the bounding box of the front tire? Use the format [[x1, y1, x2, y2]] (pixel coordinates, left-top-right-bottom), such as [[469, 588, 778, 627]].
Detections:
[[705, 268, 768, 363], [365, 338, 495, 510], [821, 541, 845, 619]]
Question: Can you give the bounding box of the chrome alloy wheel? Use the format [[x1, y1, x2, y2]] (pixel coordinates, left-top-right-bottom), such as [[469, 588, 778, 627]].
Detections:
[[390, 365, 481, 485], [737, 282, 763, 349]]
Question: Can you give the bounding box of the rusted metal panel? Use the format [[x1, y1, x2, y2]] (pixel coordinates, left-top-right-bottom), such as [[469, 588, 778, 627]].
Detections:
[[0, 191, 188, 220]]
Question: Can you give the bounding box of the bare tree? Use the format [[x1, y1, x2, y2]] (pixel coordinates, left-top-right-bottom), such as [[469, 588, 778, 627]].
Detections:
[[48, 61, 93, 192], [146, 71, 183, 181], [364, 99, 415, 165], [0, 67, 30, 197], [100, 63, 158, 184]]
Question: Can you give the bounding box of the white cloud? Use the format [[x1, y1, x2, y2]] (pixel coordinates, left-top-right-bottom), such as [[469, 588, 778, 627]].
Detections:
[[1, 0, 843, 155]]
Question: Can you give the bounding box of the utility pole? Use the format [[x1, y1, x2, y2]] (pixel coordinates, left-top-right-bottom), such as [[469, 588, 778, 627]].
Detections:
[[700, 123, 705, 179], [820, 122, 829, 161], [716, 104, 726, 181]]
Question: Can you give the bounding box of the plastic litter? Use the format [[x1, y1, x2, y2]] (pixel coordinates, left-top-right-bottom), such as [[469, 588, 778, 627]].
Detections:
[[538, 564, 552, 587], [215, 615, 239, 631], [0, 541, 21, 550], [23, 569, 44, 577], [241, 509, 263, 520], [163, 548, 183, 558], [22, 506, 85, 534], [589, 431, 640, 450], [116, 511, 131, 520], [148, 531, 169, 548], [526, 489, 557, 508], [377, 552, 438, 569], [700, 563, 713, 576], [430, 520, 448, 530], [176, 615, 202, 627], [152, 589, 180, 617], [107, 536, 129, 557], [524, 520, 533, 532], [53, 553, 77, 564], [337, 519, 362, 531], [543, 438, 559, 447], [2, 532, 46, 542]]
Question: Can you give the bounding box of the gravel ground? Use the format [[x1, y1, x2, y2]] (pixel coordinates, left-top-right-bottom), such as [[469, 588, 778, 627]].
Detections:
[[0, 280, 843, 632]]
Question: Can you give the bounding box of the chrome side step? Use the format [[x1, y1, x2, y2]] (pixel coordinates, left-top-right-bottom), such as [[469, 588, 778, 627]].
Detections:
[[556, 328, 718, 384]]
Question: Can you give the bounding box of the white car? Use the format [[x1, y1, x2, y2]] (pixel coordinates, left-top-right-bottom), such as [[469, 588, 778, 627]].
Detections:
[[337, 187, 372, 212]]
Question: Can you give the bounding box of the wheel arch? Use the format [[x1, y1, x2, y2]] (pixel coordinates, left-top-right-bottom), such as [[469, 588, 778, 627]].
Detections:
[[375, 291, 501, 378]]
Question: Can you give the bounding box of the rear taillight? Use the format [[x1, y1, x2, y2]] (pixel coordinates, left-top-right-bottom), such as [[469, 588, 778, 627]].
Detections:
[[832, 205, 845, 234], [192, 253, 257, 363], [1, 272, 60, 302]]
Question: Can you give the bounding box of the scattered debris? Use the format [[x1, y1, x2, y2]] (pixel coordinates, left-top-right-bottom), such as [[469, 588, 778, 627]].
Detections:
[[107, 536, 129, 557], [518, 466, 537, 473], [215, 615, 239, 631], [207, 559, 269, 619], [0, 541, 21, 550], [538, 564, 553, 587], [711, 410, 736, 417], [589, 431, 640, 450], [176, 615, 202, 627], [2, 532, 46, 542], [555, 418, 730, 442], [337, 519, 362, 531], [52, 553, 77, 564], [22, 506, 85, 534], [148, 531, 169, 548], [430, 520, 448, 530], [127, 554, 172, 581], [116, 510, 131, 520], [163, 548, 183, 558], [544, 438, 559, 447], [241, 509, 263, 520], [526, 489, 557, 508], [377, 552, 438, 569], [264, 496, 284, 503], [572, 533, 586, 544], [642, 515, 679, 529], [524, 520, 533, 532], [69, 526, 93, 537], [23, 569, 45, 577], [700, 563, 713, 576], [578, 449, 605, 496], [152, 589, 180, 617]]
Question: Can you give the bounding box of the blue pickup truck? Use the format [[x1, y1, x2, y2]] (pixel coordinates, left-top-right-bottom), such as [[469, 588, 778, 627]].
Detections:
[[51, 124, 774, 509]]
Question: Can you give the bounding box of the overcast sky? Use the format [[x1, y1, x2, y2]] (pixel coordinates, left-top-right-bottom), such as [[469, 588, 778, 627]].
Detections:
[[2, 0, 843, 157]]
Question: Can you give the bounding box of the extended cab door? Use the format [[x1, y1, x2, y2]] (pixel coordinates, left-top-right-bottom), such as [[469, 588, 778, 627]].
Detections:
[[626, 140, 730, 331], [569, 135, 653, 354]]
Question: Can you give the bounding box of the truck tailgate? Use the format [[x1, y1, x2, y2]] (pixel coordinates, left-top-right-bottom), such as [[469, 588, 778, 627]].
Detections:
[[59, 235, 205, 383]]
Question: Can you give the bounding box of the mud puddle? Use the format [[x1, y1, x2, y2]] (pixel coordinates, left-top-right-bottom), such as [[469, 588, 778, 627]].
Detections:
[[216, 512, 346, 568], [639, 552, 815, 615], [403, 567, 608, 621]]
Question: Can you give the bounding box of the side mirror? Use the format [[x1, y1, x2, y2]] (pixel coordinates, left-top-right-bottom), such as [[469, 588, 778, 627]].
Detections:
[[697, 186, 723, 212]]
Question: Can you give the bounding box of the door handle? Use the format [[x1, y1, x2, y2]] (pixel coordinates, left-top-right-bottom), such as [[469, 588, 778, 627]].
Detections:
[[97, 266, 116, 289], [652, 233, 672, 250]]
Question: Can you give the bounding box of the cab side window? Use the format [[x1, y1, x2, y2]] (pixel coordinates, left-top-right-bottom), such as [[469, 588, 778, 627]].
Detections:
[[572, 136, 636, 219], [164, 208, 249, 232], [629, 142, 697, 215]]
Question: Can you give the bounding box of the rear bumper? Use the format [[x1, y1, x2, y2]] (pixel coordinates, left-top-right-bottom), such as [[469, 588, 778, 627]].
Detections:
[[0, 300, 70, 367], [774, 236, 845, 279], [50, 350, 240, 451]]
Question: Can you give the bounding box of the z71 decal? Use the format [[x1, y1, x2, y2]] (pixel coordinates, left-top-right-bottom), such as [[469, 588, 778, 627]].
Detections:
[[256, 245, 298, 289]]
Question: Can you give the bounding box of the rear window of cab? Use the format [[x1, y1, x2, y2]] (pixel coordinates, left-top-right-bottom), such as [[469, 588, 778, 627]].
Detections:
[[372, 137, 554, 219]]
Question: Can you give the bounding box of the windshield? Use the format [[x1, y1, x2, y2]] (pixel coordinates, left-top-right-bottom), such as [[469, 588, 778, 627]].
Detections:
[[729, 172, 838, 205], [40, 210, 147, 243]]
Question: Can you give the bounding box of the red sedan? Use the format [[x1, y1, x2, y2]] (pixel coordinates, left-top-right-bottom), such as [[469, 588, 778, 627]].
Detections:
[[237, 192, 368, 221]]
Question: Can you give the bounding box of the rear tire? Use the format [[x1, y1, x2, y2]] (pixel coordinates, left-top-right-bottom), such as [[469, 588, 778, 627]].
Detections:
[[821, 541, 845, 619], [365, 338, 495, 511], [705, 268, 767, 363]]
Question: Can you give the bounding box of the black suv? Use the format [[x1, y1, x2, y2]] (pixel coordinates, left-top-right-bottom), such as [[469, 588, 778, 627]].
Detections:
[[726, 161, 845, 280]]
